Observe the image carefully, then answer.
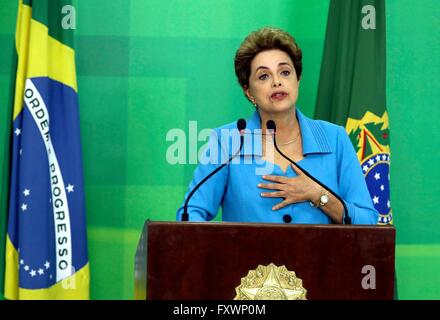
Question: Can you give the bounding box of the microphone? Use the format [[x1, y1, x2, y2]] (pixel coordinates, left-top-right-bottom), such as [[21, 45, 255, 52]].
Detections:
[[266, 120, 352, 224], [181, 119, 247, 221]]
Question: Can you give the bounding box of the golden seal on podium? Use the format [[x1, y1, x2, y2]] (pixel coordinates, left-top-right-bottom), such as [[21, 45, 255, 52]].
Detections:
[[234, 263, 307, 300]]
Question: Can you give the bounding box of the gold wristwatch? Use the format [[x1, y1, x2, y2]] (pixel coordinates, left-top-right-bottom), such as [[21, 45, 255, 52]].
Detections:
[[310, 189, 329, 208]]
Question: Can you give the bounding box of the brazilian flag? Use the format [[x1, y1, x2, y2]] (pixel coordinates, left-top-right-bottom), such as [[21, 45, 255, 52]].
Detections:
[[315, 0, 392, 225], [4, 0, 89, 299]]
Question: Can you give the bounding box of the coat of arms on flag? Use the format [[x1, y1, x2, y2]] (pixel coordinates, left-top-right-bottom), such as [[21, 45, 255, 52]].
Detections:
[[346, 111, 391, 224], [314, 0, 391, 224]]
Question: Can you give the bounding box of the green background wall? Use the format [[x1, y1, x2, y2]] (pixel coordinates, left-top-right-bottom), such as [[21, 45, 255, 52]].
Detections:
[[0, 0, 439, 299]]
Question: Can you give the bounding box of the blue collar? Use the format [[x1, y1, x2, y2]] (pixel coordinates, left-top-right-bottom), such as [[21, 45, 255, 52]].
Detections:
[[237, 108, 332, 156]]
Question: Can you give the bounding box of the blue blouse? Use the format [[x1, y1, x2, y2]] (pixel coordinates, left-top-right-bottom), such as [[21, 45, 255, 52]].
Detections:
[[176, 108, 378, 225]]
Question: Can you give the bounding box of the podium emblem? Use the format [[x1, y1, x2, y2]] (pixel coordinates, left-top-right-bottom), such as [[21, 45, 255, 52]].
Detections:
[[234, 263, 307, 300]]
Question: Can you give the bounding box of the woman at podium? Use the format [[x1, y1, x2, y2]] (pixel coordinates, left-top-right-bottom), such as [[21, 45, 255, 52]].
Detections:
[[176, 27, 378, 225]]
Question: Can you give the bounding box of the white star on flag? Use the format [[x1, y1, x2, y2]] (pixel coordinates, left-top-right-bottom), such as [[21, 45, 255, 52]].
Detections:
[[38, 268, 44, 275], [20, 259, 24, 265], [24, 265, 29, 271], [380, 185, 385, 191], [66, 184, 75, 193], [375, 155, 381, 162], [21, 203, 28, 211], [19, 149, 23, 155], [387, 200, 391, 208], [14, 128, 21, 136], [30, 270, 36, 277], [363, 165, 369, 172], [368, 159, 375, 166], [374, 172, 381, 180], [373, 196, 379, 204], [23, 188, 31, 197], [44, 261, 50, 269]]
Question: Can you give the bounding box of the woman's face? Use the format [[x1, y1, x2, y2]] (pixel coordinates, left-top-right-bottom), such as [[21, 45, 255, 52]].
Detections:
[[245, 49, 299, 115]]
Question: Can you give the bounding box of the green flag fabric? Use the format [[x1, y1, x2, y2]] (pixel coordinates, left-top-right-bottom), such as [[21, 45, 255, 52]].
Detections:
[[0, 34, 16, 301], [0, 118, 12, 300], [314, 0, 391, 225]]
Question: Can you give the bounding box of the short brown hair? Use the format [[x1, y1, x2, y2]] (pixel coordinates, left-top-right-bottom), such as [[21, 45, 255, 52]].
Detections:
[[234, 27, 302, 88]]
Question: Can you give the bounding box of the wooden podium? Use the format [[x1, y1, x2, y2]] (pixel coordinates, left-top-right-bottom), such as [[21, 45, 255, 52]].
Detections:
[[135, 221, 395, 300]]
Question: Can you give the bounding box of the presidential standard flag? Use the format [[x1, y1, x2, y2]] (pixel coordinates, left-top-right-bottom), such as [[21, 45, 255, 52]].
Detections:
[[314, 0, 391, 224], [4, 0, 89, 299]]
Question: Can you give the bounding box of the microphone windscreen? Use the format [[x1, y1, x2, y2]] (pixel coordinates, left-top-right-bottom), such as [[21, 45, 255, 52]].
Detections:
[[266, 120, 276, 132], [237, 118, 247, 131]]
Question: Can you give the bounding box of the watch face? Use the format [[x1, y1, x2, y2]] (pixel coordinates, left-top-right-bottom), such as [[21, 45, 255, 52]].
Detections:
[[321, 194, 329, 204]]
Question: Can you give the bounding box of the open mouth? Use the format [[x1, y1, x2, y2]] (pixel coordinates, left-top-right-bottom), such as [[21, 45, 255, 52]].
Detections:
[[270, 91, 288, 100]]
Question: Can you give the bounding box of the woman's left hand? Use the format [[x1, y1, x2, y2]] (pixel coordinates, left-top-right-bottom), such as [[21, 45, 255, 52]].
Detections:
[[258, 163, 321, 210]]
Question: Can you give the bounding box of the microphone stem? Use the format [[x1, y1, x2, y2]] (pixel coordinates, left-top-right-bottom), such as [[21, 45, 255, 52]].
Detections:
[[182, 136, 244, 221], [272, 134, 351, 225]]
